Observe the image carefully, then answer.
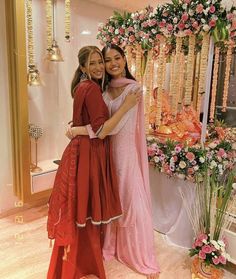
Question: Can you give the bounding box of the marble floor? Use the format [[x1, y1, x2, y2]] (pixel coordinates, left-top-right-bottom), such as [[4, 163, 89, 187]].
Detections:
[[0, 204, 235, 279]]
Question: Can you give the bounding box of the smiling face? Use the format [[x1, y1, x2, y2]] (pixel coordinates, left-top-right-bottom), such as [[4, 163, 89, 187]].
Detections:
[[104, 48, 126, 79], [81, 51, 105, 81]]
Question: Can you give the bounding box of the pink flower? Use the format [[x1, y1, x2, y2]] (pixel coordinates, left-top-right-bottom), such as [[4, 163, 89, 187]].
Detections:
[[139, 14, 145, 20], [192, 21, 199, 29], [227, 13, 234, 21], [219, 255, 226, 265], [128, 35, 136, 43], [196, 4, 204, 14], [195, 239, 203, 247], [108, 26, 114, 32], [128, 26, 134, 32], [175, 145, 182, 153], [198, 233, 208, 242], [199, 250, 206, 260], [202, 245, 213, 254], [187, 167, 195, 175], [184, 0, 191, 3], [186, 152, 195, 162], [184, 29, 193, 36], [119, 28, 125, 35], [181, 13, 189, 22], [112, 37, 119, 44], [178, 22, 185, 30], [159, 21, 166, 28], [232, 19, 236, 29], [151, 19, 157, 26], [209, 5, 216, 13], [209, 19, 216, 28], [147, 146, 156, 156], [212, 257, 220, 265], [217, 148, 227, 158], [141, 21, 149, 28], [167, 24, 174, 31], [156, 34, 163, 40]]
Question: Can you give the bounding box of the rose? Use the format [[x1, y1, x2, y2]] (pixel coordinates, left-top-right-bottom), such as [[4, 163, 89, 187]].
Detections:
[[181, 13, 189, 22], [212, 257, 220, 265], [167, 24, 174, 31], [209, 19, 216, 28], [202, 245, 213, 254], [196, 4, 204, 14], [198, 233, 208, 242], [186, 152, 195, 162], [199, 250, 206, 260], [128, 35, 136, 43], [119, 28, 125, 35], [159, 21, 166, 28], [184, 29, 192, 35], [178, 22, 185, 30], [219, 255, 226, 264], [209, 5, 216, 13]]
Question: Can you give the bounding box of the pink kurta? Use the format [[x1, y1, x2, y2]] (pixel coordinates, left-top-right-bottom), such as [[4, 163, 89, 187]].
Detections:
[[102, 82, 160, 275]]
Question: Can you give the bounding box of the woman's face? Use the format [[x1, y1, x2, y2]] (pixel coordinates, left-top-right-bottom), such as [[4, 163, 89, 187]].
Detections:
[[104, 49, 126, 79], [83, 51, 104, 80]]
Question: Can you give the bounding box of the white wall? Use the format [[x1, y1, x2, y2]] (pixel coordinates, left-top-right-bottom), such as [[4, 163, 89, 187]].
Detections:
[[0, 0, 117, 213], [0, 0, 18, 213]]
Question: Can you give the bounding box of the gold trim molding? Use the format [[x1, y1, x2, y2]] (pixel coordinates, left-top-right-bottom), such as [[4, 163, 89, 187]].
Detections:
[[5, 0, 51, 202]]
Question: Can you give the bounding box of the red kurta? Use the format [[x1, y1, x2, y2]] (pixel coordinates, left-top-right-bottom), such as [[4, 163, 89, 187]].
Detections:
[[47, 80, 122, 279]]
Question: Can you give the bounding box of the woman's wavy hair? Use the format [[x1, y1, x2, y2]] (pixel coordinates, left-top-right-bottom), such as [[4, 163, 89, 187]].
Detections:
[[71, 46, 105, 97]]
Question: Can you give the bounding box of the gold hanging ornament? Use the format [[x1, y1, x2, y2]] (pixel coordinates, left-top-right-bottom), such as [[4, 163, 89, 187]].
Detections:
[[26, 0, 42, 86], [46, 0, 64, 62], [65, 0, 71, 42]]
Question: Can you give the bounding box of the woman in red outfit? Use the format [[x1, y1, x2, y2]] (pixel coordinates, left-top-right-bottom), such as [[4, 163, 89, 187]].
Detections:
[[47, 46, 139, 279]]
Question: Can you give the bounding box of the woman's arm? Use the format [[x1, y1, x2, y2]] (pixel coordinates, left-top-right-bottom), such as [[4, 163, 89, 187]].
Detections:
[[67, 89, 140, 140]]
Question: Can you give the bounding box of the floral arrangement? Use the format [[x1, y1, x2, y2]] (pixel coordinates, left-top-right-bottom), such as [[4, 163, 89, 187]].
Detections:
[[190, 233, 230, 266], [147, 136, 236, 181], [97, 0, 236, 48]]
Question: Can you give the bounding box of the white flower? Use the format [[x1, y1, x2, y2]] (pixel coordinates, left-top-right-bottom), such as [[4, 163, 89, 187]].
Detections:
[[211, 240, 220, 250], [202, 239, 207, 244], [218, 240, 225, 247], [232, 183, 236, 190], [154, 156, 160, 163], [179, 161, 187, 169], [115, 29, 119, 35], [189, 9, 194, 16], [201, 18, 206, 23], [173, 17, 178, 24], [182, 3, 187, 9], [210, 160, 217, 168], [152, 29, 157, 34], [221, 0, 235, 12], [203, 24, 210, 32], [194, 165, 199, 171], [199, 157, 205, 163]]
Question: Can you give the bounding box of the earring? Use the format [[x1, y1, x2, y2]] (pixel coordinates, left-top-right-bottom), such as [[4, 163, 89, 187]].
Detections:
[[80, 72, 88, 82], [122, 69, 126, 77]]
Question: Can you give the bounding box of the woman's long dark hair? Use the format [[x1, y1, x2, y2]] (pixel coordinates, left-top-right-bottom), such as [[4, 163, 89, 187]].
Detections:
[[102, 44, 136, 87], [71, 46, 104, 98]]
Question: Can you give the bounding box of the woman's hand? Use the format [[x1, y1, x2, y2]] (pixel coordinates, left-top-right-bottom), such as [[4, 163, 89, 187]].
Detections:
[[123, 87, 141, 111], [65, 126, 77, 140]]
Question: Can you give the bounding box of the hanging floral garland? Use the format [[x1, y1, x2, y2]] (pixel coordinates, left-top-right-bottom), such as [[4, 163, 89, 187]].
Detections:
[[26, 0, 41, 86], [46, 0, 53, 51], [64, 0, 71, 42], [185, 35, 196, 105], [144, 50, 154, 133], [210, 46, 220, 121], [197, 33, 210, 116], [222, 41, 233, 112]]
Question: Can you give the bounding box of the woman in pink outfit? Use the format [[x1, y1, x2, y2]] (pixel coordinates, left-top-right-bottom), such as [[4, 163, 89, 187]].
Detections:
[[69, 44, 160, 279]]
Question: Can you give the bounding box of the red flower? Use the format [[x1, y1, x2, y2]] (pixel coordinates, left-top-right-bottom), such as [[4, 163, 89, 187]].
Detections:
[[178, 22, 185, 30], [209, 19, 216, 28], [181, 13, 189, 22], [186, 152, 195, 162]]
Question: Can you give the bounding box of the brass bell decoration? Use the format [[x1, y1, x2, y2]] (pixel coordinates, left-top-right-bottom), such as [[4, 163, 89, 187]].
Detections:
[[47, 40, 64, 62], [26, 0, 42, 86], [46, 0, 64, 62], [27, 64, 42, 86]]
